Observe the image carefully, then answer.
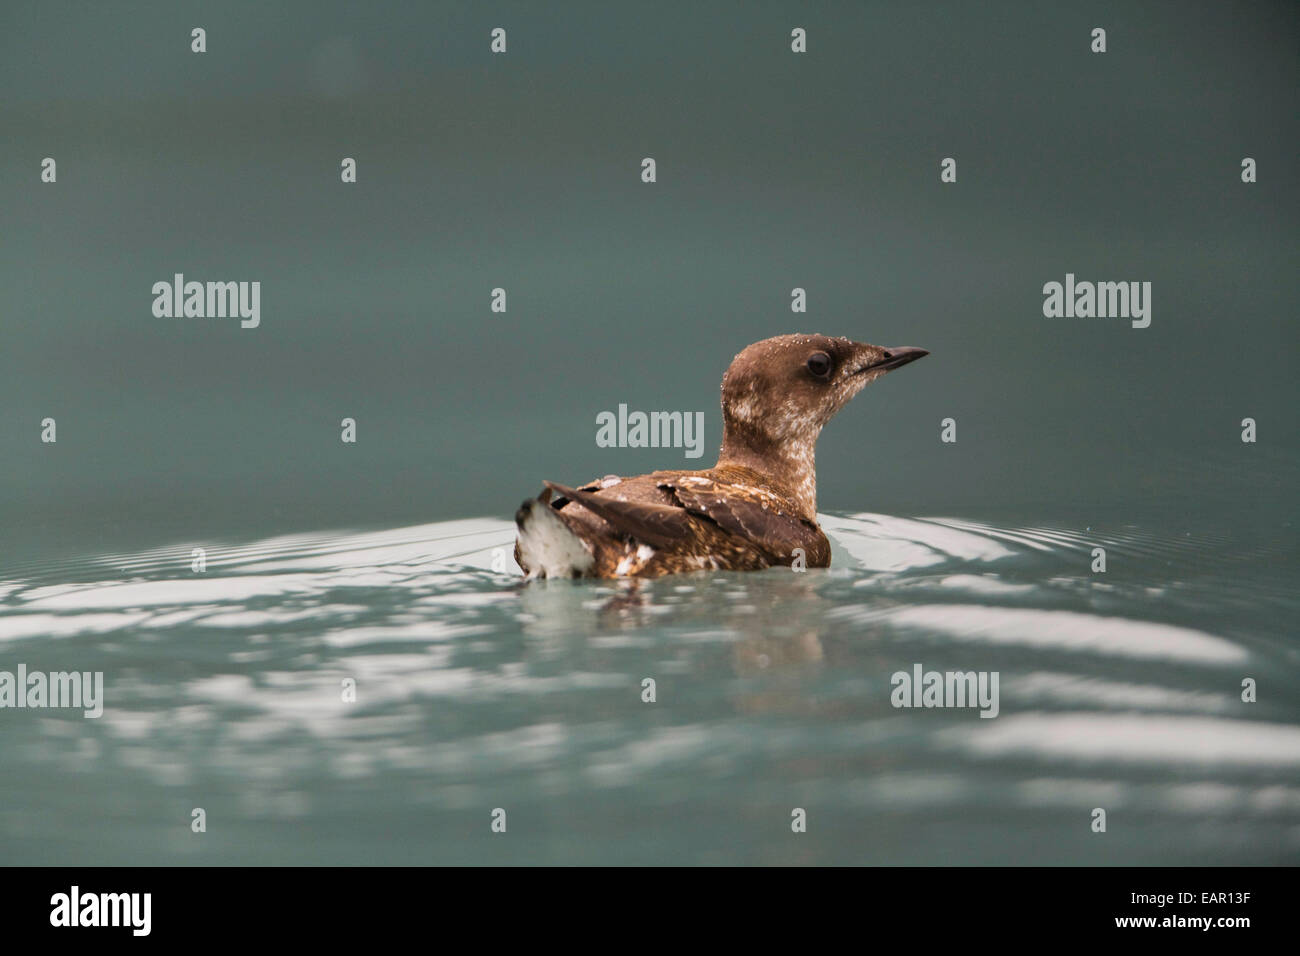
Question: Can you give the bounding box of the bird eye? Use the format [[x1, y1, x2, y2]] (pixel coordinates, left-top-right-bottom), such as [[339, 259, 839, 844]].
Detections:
[[806, 351, 832, 378]]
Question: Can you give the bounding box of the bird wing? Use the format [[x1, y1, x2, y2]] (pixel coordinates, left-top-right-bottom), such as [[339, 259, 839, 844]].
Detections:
[[544, 477, 828, 566], [543, 481, 702, 550], [659, 478, 830, 566]]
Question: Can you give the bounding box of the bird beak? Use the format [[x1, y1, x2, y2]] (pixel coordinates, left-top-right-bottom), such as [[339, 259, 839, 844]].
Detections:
[[857, 345, 929, 373]]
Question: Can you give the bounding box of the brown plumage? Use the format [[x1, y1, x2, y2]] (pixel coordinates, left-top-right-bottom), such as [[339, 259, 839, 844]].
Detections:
[[514, 334, 928, 579]]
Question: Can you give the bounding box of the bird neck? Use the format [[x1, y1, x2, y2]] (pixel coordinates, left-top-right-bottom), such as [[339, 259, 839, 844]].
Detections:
[[717, 420, 819, 520]]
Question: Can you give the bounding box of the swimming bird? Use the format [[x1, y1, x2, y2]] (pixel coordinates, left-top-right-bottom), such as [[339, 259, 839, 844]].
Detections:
[[515, 334, 928, 579]]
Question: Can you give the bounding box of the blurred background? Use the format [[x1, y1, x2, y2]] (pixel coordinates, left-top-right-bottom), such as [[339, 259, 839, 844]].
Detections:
[[2, 0, 1295, 558]]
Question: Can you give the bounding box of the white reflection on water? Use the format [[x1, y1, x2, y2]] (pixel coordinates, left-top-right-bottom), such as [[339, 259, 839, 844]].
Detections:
[[829, 604, 1244, 663], [946, 714, 1300, 766]]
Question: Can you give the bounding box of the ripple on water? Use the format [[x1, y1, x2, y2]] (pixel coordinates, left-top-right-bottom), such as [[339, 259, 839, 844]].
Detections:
[[0, 512, 1296, 864]]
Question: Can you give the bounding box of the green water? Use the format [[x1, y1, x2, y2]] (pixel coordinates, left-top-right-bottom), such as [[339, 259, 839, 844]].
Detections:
[[1, 514, 1297, 864], [1, 1, 1297, 864]]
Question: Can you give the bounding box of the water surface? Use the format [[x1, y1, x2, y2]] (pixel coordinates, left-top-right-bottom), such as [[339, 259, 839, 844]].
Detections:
[[2, 512, 1296, 865]]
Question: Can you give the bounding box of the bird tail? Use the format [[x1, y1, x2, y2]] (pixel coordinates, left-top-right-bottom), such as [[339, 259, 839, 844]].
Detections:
[[514, 490, 595, 579]]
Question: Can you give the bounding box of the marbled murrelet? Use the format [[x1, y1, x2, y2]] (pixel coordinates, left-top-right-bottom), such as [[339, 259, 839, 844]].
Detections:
[[515, 334, 928, 579]]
